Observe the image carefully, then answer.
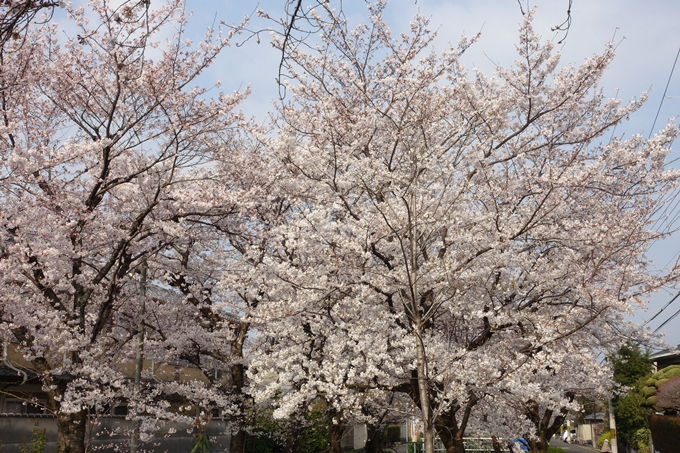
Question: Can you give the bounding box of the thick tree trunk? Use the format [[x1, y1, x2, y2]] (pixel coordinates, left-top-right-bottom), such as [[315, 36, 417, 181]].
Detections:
[[524, 400, 568, 453], [528, 438, 550, 453], [229, 324, 249, 453], [438, 428, 466, 453], [365, 424, 385, 453], [56, 411, 88, 453], [284, 424, 301, 453], [230, 430, 247, 453], [435, 396, 478, 453], [329, 420, 345, 453], [436, 409, 464, 453], [29, 352, 87, 453], [415, 330, 435, 453]]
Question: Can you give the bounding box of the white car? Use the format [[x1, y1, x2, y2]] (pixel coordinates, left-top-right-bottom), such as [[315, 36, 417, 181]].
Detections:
[[561, 429, 576, 443]]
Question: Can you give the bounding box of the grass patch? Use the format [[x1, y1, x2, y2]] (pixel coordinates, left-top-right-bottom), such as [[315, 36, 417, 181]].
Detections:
[[548, 447, 567, 453]]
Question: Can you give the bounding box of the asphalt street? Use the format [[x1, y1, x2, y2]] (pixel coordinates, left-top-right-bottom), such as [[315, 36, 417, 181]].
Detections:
[[550, 439, 598, 453]]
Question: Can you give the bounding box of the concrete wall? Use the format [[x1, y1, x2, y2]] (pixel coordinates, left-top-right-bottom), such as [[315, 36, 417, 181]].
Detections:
[[0, 414, 231, 453], [576, 422, 605, 449]]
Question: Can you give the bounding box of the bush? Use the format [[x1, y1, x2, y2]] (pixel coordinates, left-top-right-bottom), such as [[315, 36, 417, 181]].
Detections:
[[598, 431, 611, 449], [384, 426, 402, 444], [408, 440, 424, 453], [19, 421, 46, 453], [642, 366, 680, 411], [633, 428, 651, 453], [648, 415, 680, 453], [656, 377, 680, 414]]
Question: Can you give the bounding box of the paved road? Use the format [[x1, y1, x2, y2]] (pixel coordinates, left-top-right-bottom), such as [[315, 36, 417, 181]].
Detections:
[[550, 439, 598, 453]]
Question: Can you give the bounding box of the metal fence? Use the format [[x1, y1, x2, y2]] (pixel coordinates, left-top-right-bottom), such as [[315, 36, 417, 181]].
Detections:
[[393, 437, 504, 453]]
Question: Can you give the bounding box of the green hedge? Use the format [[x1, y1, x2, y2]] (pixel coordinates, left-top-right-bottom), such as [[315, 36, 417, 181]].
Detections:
[[598, 431, 611, 449], [384, 425, 402, 444], [642, 366, 680, 411], [649, 415, 680, 453]]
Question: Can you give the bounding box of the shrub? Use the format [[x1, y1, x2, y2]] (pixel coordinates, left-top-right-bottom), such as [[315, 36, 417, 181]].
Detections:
[[633, 428, 651, 453], [18, 422, 46, 453], [648, 415, 680, 453], [408, 440, 424, 453], [656, 377, 680, 414], [598, 431, 611, 449], [384, 426, 402, 444]]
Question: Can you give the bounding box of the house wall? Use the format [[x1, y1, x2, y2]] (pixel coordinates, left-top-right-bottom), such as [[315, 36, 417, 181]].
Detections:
[[576, 423, 605, 449], [576, 424, 593, 443]]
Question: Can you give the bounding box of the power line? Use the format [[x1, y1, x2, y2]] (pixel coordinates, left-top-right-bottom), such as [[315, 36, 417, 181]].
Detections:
[[649, 45, 680, 139], [644, 289, 680, 326], [654, 305, 680, 333]]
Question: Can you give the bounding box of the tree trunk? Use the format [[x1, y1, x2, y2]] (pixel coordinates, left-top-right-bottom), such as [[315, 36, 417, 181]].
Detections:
[[415, 329, 435, 453], [329, 420, 345, 453], [230, 430, 247, 453], [284, 422, 301, 453], [491, 436, 503, 453], [229, 324, 249, 453], [435, 396, 478, 453], [56, 411, 88, 453], [30, 354, 87, 453], [524, 400, 568, 453], [528, 438, 550, 453], [436, 409, 464, 453], [365, 424, 385, 453], [438, 427, 466, 453]]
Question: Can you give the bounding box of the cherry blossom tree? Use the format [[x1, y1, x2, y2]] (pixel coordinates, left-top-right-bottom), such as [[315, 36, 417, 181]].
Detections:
[[247, 257, 412, 453], [254, 2, 680, 452], [0, 1, 253, 451], [472, 345, 611, 453], [0, 0, 60, 48]]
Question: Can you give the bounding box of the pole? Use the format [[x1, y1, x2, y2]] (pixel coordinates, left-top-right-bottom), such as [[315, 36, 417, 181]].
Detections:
[[608, 398, 618, 453], [131, 262, 147, 453]]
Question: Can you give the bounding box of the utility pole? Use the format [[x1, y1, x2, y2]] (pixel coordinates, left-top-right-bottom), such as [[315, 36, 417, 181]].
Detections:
[[131, 261, 147, 453], [608, 398, 618, 453]]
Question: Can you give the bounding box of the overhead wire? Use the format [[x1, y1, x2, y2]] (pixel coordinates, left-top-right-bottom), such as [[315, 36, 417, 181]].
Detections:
[[649, 191, 680, 234], [642, 46, 680, 333], [645, 290, 680, 326], [648, 45, 680, 139], [646, 45, 680, 245], [654, 305, 680, 332]]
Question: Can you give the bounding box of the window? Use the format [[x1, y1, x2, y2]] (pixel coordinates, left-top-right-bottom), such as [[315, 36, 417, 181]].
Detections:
[[113, 405, 129, 416], [3, 398, 45, 414]]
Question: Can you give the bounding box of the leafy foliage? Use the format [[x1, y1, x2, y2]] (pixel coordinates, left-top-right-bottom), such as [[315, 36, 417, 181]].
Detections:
[[298, 403, 331, 453], [385, 425, 402, 444], [641, 366, 680, 409], [633, 428, 651, 453], [613, 381, 654, 452], [611, 344, 653, 387], [598, 431, 611, 450], [18, 422, 46, 453], [609, 345, 654, 452]]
